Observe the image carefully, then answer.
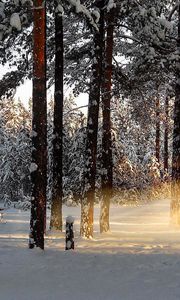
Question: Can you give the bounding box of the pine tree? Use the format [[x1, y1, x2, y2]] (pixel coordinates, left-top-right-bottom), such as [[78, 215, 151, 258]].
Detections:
[[164, 95, 169, 172], [100, 3, 115, 233], [50, 0, 63, 231], [0, 98, 31, 202], [29, 0, 47, 250], [171, 2, 180, 225], [81, 0, 104, 238], [155, 96, 160, 164]]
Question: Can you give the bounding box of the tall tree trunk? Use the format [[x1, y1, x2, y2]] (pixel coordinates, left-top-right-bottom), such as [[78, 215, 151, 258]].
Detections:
[[50, 1, 63, 231], [164, 95, 169, 172], [100, 6, 114, 233], [29, 0, 47, 250], [155, 97, 160, 164], [81, 1, 104, 238], [171, 3, 180, 224]]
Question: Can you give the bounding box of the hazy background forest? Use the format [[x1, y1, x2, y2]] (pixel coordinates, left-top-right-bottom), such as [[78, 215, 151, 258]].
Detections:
[[0, 93, 173, 205]]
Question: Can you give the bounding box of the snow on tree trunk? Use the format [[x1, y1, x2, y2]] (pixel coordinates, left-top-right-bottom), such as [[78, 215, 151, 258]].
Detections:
[[29, 0, 47, 250], [100, 5, 114, 234], [171, 3, 180, 225], [81, 1, 104, 239], [50, 1, 63, 231], [164, 95, 169, 172], [65, 216, 74, 250]]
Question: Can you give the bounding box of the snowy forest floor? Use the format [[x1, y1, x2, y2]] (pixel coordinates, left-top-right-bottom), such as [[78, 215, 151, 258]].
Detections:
[[1, 199, 180, 300]]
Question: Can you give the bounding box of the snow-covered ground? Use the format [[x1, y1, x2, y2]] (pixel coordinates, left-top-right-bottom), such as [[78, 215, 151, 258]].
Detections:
[[1, 199, 180, 300]]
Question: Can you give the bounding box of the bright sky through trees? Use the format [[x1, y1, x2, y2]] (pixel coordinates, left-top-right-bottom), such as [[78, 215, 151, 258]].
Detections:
[[15, 80, 88, 113]]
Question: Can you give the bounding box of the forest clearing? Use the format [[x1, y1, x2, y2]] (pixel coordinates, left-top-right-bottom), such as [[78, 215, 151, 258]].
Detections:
[[1, 198, 180, 300]]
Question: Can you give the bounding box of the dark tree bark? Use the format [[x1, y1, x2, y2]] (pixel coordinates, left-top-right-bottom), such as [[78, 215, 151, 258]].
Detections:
[[155, 97, 160, 164], [171, 3, 180, 224], [81, 1, 105, 238], [100, 6, 114, 233], [29, 0, 47, 250], [164, 96, 169, 172], [50, 1, 63, 231]]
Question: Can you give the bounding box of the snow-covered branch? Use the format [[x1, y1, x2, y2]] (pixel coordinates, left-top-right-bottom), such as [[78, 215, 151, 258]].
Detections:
[[168, 3, 178, 21], [66, 0, 98, 30], [64, 105, 88, 116]]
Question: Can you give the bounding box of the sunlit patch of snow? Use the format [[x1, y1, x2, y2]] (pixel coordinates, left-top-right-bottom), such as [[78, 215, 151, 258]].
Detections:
[[1, 199, 180, 300]]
